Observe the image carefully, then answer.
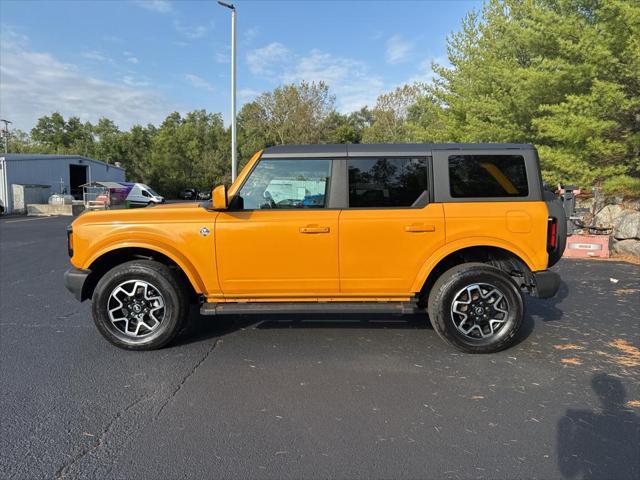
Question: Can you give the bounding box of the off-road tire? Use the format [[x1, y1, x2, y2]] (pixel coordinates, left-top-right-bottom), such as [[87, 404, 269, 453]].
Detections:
[[92, 260, 189, 350], [427, 262, 524, 353]]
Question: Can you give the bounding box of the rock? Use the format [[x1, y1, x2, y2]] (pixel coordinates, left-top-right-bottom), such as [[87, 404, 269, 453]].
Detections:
[[612, 239, 640, 257], [593, 204, 623, 227], [622, 199, 640, 212], [613, 209, 640, 240], [575, 196, 595, 212]]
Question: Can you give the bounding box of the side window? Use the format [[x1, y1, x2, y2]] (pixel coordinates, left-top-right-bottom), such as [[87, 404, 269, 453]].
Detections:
[[448, 155, 528, 197], [237, 159, 331, 210], [141, 190, 150, 198], [348, 157, 429, 208]]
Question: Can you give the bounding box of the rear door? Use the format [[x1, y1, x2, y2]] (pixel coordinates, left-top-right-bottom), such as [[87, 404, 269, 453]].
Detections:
[[338, 156, 445, 295]]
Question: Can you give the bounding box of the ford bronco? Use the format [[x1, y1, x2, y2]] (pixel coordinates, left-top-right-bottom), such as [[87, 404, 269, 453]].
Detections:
[[64, 144, 566, 353]]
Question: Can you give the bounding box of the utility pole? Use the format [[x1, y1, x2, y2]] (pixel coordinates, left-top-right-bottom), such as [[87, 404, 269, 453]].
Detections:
[[0, 119, 12, 154], [218, 1, 237, 182]]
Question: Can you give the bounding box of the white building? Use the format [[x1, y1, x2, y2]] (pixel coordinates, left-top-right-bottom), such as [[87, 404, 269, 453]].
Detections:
[[0, 154, 125, 214]]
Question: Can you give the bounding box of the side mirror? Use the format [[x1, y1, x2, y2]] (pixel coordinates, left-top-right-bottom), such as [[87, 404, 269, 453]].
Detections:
[[212, 185, 227, 210]]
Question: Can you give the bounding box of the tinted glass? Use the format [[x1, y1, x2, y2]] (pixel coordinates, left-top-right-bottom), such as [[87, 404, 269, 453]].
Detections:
[[238, 159, 331, 210], [348, 157, 429, 208], [448, 155, 528, 197]]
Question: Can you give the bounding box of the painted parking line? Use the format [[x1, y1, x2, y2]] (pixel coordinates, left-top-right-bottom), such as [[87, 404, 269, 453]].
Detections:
[[4, 216, 60, 224]]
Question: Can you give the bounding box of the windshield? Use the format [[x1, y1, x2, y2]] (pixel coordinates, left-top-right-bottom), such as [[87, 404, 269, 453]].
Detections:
[[144, 187, 161, 197]]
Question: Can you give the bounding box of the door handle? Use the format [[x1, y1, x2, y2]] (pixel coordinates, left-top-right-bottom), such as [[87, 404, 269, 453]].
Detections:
[[405, 224, 436, 233], [300, 226, 330, 234]]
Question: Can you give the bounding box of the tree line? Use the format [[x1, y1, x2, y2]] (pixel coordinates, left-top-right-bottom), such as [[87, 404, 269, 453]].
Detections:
[[4, 0, 639, 197]]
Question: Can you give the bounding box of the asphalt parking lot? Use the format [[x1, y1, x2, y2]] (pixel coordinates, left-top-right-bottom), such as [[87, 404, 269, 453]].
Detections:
[[1, 215, 638, 480]]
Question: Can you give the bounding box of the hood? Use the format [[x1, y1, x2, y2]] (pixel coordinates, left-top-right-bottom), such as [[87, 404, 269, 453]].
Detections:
[[73, 201, 210, 226]]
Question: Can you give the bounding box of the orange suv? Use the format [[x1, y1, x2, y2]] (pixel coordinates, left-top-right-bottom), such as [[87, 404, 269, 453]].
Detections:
[[64, 144, 566, 353]]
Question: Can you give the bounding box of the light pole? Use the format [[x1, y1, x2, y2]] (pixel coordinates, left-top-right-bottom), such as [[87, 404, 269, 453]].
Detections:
[[218, 1, 237, 182], [0, 119, 12, 154]]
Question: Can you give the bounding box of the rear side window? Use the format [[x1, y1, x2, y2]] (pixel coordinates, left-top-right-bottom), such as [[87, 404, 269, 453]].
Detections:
[[348, 157, 429, 208], [448, 155, 528, 198]]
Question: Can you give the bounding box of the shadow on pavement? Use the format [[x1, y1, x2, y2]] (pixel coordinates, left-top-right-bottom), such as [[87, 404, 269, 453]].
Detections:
[[174, 309, 431, 347], [175, 280, 572, 348], [557, 373, 640, 480]]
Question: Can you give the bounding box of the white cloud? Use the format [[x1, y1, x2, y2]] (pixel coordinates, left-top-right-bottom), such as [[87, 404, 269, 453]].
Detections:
[[215, 49, 230, 64], [0, 32, 176, 131], [185, 74, 215, 92], [174, 21, 208, 39], [242, 27, 259, 44], [281, 50, 385, 113], [238, 88, 260, 102], [385, 35, 413, 64], [123, 51, 140, 64], [82, 50, 110, 62], [134, 0, 173, 14], [245, 42, 385, 111], [403, 56, 448, 86], [122, 75, 150, 87], [246, 42, 290, 75]]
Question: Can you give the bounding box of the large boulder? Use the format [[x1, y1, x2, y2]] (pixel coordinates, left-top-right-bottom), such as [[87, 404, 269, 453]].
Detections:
[[613, 209, 640, 240], [593, 204, 623, 227], [612, 239, 640, 257]]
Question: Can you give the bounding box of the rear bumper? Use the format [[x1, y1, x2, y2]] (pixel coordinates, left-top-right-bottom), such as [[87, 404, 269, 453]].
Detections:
[[531, 270, 561, 298], [64, 268, 91, 302]]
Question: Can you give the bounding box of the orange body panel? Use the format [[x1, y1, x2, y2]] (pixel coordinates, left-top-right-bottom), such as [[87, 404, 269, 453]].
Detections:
[[215, 209, 340, 296], [70, 150, 550, 303], [339, 205, 445, 294], [71, 203, 220, 296]]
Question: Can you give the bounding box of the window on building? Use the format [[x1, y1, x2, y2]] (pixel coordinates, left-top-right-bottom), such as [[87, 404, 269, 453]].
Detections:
[[348, 157, 429, 208]]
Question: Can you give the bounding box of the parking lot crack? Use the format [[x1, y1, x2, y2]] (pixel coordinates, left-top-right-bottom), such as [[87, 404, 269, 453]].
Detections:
[[54, 394, 150, 479], [155, 340, 220, 420]]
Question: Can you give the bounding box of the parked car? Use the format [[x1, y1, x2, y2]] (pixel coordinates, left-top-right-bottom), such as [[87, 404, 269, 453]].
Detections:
[[64, 144, 566, 353], [179, 188, 198, 200]]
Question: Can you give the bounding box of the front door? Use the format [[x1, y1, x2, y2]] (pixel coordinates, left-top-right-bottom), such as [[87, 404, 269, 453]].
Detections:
[[215, 157, 339, 297], [339, 156, 445, 295]]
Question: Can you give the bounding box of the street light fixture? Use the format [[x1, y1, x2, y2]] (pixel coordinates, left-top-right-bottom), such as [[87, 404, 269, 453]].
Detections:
[[217, 0, 237, 182]]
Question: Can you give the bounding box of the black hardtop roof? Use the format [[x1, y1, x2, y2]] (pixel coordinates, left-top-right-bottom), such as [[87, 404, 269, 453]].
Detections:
[[261, 143, 535, 158]]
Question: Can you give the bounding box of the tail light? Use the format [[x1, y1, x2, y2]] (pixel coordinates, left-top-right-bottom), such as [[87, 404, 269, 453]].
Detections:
[[66, 225, 74, 257], [547, 217, 558, 251]]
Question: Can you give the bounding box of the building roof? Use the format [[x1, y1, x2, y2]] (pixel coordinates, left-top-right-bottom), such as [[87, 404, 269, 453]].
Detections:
[[81, 181, 127, 189], [1, 153, 125, 170], [261, 143, 535, 158]]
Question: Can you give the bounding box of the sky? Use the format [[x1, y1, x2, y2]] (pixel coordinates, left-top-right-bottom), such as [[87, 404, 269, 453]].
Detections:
[[0, 0, 481, 132]]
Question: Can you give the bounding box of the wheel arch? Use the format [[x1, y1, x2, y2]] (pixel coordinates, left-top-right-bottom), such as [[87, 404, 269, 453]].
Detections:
[[81, 246, 202, 302], [414, 243, 533, 305]]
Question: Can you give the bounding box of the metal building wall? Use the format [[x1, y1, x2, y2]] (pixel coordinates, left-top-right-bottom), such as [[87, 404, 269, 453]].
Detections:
[[1, 156, 125, 214]]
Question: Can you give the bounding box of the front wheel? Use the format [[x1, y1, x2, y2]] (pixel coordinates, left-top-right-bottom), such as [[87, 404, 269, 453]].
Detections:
[[427, 263, 524, 353], [92, 260, 189, 350]]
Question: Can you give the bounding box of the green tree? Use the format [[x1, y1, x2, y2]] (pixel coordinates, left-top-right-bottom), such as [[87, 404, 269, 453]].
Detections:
[[30, 112, 68, 151], [362, 84, 426, 143], [238, 81, 336, 147], [149, 111, 228, 196], [92, 118, 123, 164], [409, 0, 640, 188]]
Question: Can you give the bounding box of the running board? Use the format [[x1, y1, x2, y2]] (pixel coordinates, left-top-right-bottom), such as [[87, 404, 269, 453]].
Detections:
[[200, 301, 422, 316]]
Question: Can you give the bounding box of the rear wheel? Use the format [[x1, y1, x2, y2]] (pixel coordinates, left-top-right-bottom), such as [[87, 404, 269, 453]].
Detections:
[[427, 263, 524, 353], [92, 260, 189, 350]]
